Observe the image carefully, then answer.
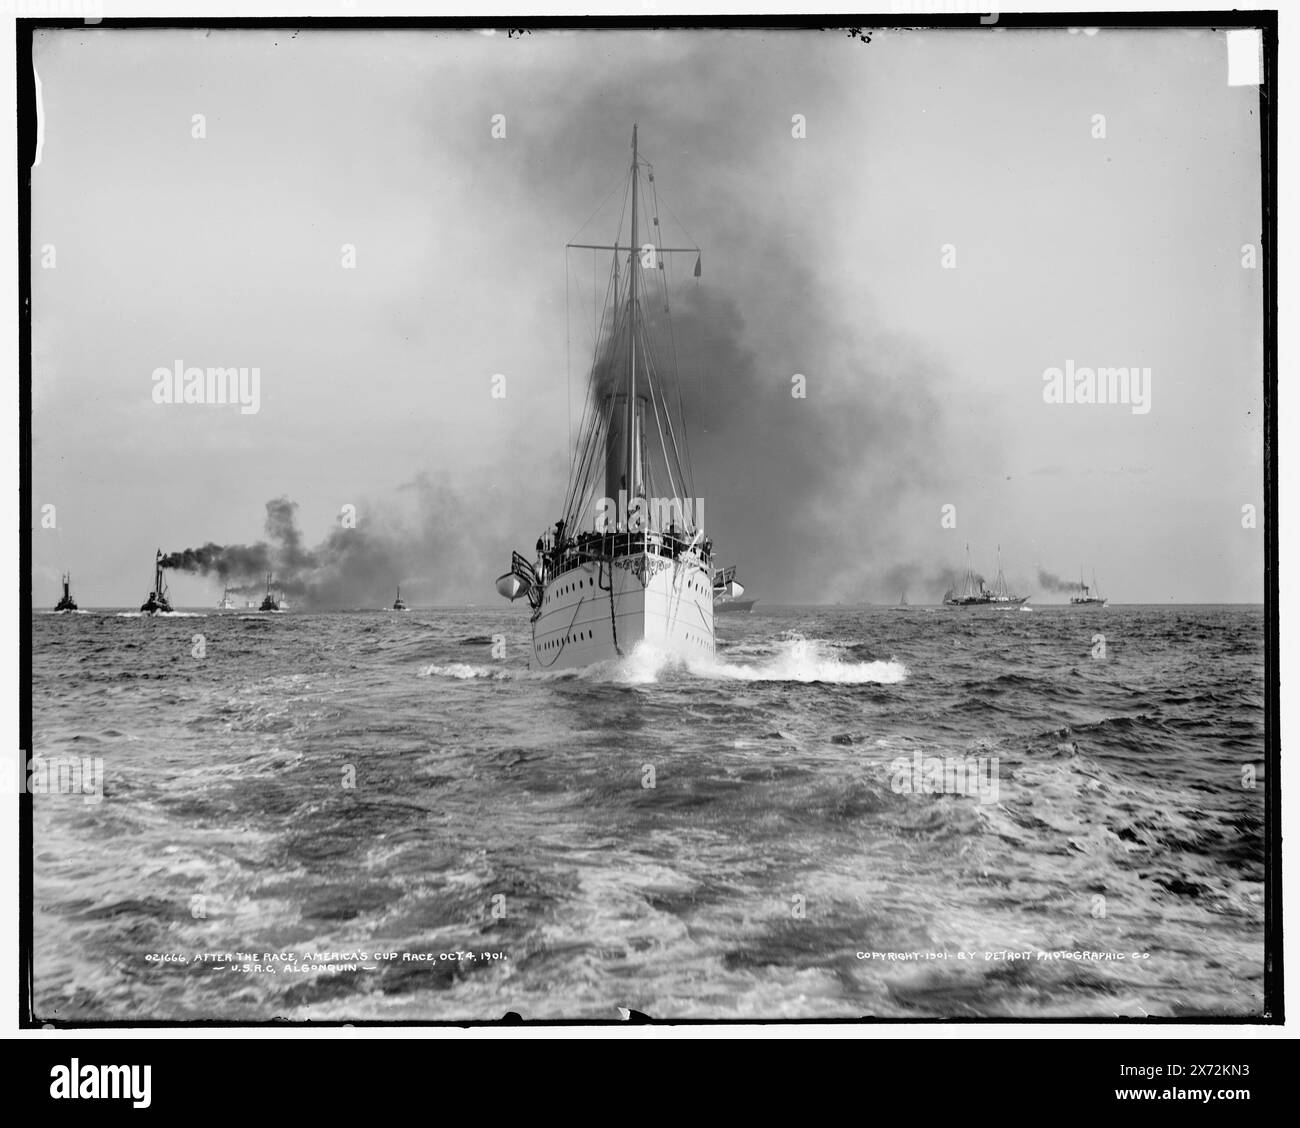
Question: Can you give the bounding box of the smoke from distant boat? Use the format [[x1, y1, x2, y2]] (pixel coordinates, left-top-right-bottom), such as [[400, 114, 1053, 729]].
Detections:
[[162, 478, 493, 608], [1037, 568, 1079, 593]]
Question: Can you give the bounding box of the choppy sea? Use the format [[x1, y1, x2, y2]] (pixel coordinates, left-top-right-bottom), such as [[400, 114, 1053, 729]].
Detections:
[[30, 604, 1266, 1021]]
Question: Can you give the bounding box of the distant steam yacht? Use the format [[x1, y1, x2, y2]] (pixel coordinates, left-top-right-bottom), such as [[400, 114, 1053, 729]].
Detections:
[[392, 587, 407, 611], [496, 126, 714, 669], [944, 544, 1028, 608], [140, 550, 173, 614], [54, 573, 78, 612], [1070, 570, 1108, 606], [987, 547, 1030, 607]]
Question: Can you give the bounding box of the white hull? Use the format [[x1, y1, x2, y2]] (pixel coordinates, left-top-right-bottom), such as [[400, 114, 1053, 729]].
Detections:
[[530, 550, 714, 671]]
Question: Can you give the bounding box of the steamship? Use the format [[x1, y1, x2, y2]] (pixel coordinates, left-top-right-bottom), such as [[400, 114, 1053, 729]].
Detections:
[[943, 544, 1028, 608], [259, 573, 283, 612], [1070, 570, 1108, 606], [496, 126, 714, 669]]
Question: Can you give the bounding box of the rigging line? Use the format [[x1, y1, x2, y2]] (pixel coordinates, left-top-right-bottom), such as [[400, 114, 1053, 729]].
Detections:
[[562, 258, 621, 511], [565, 382, 620, 531], [576, 399, 616, 518], [654, 188, 699, 255], [663, 275, 695, 503], [637, 304, 691, 507], [565, 249, 572, 456], [564, 398, 605, 527], [568, 170, 632, 248], [658, 389, 692, 525], [645, 352, 683, 510]]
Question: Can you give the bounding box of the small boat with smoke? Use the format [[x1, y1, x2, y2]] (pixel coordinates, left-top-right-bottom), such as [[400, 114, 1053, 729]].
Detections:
[[217, 587, 237, 610], [943, 545, 1028, 608], [392, 587, 407, 611], [1070, 570, 1108, 606], [259, 573, 283, 612], [54, 573, 78, 612], [140, 550, 173, 614], [713, 565, 755, 614], [496, 126, 714, 669]]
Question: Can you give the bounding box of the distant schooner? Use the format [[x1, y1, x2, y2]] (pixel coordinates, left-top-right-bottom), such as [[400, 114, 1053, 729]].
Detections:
[[496, 126, 714, 669]]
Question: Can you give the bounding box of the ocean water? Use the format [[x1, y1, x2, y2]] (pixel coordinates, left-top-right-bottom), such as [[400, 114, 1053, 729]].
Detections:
[[30, 604, 1266, 1021]]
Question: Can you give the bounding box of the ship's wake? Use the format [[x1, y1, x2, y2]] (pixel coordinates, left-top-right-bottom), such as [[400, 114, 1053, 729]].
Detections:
[[420, 636, 906, 686], [685, 635, 906, 685]]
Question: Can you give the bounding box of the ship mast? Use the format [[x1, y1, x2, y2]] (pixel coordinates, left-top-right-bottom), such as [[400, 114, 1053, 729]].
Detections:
[[626, 124, 638, 500], [558, 126, 701, 537]]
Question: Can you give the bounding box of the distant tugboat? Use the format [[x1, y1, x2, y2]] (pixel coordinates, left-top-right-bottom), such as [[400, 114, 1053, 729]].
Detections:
[[140, 550, 173, 614], [258, 573, 281, 612], [54, 573, 78, 612], [1070, 570, 1108, 607], [217, 586, 237, 610], [713, 565, 756, 614], [392, 586, 407, 611]]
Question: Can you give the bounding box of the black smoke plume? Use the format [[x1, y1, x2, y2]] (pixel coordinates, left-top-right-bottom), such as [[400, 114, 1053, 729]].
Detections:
[[163, 482, 498, 608], [1037, 568, 1079, 593]]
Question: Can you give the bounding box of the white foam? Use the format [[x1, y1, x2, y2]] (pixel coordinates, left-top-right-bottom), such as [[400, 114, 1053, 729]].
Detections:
[[420, 637, 907, 686], [692, 636, 907, 684], [582, 637, 906, 685], [420, 663, 511, 680]]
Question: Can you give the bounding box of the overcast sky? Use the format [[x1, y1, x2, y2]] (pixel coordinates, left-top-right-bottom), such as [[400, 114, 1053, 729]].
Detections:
[[31, 26, 1264, 606]]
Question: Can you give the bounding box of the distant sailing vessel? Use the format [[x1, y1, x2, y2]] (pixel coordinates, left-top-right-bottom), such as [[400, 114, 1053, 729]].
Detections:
[[54, 573, 78, 612], [713, 565, 755, 614], [140, 550, 173, 614], [217, 587, 237, 610], [1070, 570, 1108, 606], [943, 545, 1028, 608], [496, 126, 714, 669], [259, 573, 282, 612], [893, 590, 910, 612], [392, 587, 407, 611]]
